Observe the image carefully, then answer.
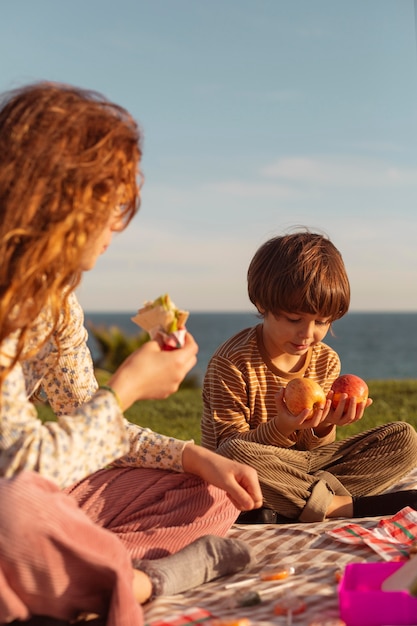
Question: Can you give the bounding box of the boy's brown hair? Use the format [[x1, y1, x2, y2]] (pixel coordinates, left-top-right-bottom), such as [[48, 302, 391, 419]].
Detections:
[[247, 231, 350, 321]]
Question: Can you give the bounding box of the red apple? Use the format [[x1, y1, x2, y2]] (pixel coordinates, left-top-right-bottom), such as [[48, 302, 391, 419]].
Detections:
[[331, 374, 368, 410], [284, 378, 326, 418]]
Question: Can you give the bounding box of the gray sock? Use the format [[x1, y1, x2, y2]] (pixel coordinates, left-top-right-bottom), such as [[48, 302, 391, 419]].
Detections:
[[132, 534, 255, 597]]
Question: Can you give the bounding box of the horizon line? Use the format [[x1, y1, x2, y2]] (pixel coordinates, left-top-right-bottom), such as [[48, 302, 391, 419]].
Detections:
[[84, 309, 417, 315]]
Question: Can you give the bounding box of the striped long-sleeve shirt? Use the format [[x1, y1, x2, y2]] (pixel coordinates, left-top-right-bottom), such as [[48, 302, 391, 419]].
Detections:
[[201, 324, 340, 452]]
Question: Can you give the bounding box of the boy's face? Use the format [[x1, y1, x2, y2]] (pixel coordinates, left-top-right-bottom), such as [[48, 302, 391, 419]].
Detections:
[[262, 311, 331, 358]]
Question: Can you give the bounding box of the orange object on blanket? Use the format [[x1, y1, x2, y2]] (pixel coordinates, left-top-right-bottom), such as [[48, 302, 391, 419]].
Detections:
[[260, 566, 295, 581], [273, 596, 306, 616]]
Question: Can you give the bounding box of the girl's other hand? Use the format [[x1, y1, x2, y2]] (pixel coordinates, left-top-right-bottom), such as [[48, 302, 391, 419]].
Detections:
[[182, 443, 263, 512]]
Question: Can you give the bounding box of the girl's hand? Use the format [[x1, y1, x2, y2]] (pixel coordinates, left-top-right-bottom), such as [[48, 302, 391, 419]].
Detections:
[[108, 332, 198, 410], [273, 388, 332, 437], [182, 443, 263, 512]]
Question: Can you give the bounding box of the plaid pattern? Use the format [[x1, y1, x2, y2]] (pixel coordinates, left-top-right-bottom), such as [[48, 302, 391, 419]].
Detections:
[[142, 470, 417, 626], [146, 607, 214, 626], [146, 610, 251, 626], [326, 506, 417, 561]]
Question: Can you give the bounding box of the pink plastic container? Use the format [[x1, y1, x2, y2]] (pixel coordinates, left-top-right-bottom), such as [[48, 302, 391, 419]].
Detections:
[[339, 562, 417, 626]]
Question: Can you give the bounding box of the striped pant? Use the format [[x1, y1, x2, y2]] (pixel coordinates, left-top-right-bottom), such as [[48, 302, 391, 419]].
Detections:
[[0, 468, 239, 625], [217, 422, 417, 522]]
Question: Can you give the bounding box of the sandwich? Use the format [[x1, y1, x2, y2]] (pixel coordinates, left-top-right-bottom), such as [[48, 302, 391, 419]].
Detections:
[[131, 294, 189, 349]]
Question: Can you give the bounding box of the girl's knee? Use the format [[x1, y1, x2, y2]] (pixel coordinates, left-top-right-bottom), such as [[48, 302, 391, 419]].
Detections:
[[0, 472, 58, 537]]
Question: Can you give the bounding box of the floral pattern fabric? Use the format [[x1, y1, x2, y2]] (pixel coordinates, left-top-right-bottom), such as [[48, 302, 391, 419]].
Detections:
[[0, 292, 188, 489]]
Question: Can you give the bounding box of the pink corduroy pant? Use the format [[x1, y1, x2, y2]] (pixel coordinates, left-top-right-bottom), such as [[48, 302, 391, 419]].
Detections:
[[0, 468, 239, 625]]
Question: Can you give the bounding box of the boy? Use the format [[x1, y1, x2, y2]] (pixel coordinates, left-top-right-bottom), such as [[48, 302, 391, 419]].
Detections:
[[202, 231, 417, 523]]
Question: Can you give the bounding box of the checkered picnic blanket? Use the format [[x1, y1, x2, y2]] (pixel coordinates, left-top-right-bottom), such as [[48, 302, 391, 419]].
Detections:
[[143, 470, 417, 626], [145, 607, 249, 626], [145, 607, 214, 626], [326, 506, 417, 561]]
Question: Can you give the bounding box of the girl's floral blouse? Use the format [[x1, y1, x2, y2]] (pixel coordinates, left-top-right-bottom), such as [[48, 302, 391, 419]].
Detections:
[[0, 292, 189, 489]]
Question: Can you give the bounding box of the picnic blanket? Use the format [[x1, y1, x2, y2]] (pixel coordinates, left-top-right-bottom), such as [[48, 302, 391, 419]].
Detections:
[[143, 468, 417, 626], [10, 469, 417, 626], [326, 506, 417, 562]]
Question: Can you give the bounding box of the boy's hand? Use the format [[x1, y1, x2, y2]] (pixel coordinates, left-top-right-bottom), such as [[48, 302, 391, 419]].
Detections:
[[273, 388, 332, 437], [321, 390, 373, 427]]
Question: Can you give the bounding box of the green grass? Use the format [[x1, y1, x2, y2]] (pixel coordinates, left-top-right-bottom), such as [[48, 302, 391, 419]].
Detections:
[[35, 378, 417, 444]]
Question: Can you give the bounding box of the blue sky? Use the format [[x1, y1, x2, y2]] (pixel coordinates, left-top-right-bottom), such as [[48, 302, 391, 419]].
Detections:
[[1, 0, 417, 312]]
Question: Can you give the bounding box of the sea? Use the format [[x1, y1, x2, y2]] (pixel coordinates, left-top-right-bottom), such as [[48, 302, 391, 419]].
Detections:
[[84, 311, 416, 385]]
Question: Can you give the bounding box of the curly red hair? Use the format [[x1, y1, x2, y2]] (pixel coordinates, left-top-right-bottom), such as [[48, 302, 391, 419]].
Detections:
[[0, 81, 142, 379]]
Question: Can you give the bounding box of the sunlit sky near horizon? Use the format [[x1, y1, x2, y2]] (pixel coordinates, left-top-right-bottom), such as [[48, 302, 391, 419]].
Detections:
[[1, 0, 417, 312]]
